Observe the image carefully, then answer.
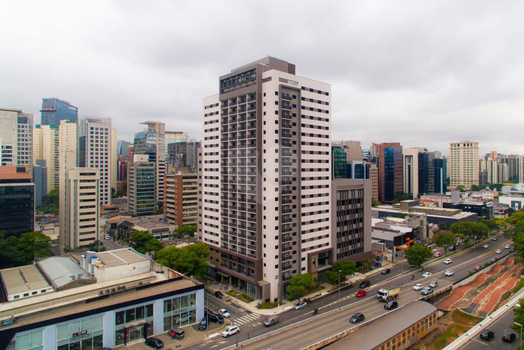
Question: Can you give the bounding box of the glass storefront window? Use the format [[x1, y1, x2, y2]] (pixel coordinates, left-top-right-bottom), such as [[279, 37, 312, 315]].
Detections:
[[180, 295, 188, 308], [173, 297, 180, 310], [146, 304, 153, 317], [126, 308, 136, 323], [164, 299, 172, 313], [115, 330, 125, 346], [136, 306, 145, 320]]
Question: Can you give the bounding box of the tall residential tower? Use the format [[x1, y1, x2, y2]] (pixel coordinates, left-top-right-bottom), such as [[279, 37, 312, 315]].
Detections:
[[449, 141, 479, 189], [199, 57, 331, 301]]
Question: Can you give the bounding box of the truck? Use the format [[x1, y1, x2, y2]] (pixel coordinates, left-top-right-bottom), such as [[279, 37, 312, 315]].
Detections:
[[377, 287, 400, 302]]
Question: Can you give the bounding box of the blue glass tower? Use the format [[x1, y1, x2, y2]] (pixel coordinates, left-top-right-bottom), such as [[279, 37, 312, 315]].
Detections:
[[40, 98, 78, 125]]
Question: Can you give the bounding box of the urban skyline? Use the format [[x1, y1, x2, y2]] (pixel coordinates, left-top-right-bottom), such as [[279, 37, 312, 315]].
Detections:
[[1, 1, 523, 155]]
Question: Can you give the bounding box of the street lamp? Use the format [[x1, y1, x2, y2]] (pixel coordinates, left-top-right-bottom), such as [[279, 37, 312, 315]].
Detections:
[[235, 295, 240, 348], [515, 322, 522, 350], [338, 270, 342, 306]]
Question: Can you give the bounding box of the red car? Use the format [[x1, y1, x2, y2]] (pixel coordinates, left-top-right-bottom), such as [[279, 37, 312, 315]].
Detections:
[[356, 289, 367, 298], [434, 252, 442, 258]]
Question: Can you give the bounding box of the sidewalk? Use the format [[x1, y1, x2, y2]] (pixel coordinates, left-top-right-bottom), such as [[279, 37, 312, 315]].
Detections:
[[120, 324, 208, 350], [206, 263, 397, 316]]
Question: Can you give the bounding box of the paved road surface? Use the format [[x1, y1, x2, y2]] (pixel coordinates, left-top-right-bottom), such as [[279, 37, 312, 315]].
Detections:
[[462, 308, 521, 350], [186, 235, 513, 350]]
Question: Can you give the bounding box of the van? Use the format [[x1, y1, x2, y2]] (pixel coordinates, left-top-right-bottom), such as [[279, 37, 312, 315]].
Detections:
[[263, 316, 279, 327]]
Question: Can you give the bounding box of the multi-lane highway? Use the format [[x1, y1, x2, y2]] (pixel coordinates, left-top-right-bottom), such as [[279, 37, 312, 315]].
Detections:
[[188, 234, 513, 350], [462, 308, 521, 350]]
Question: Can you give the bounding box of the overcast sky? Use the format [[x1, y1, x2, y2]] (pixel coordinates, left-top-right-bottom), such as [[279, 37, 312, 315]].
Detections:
[[1, 0, 523, 155]]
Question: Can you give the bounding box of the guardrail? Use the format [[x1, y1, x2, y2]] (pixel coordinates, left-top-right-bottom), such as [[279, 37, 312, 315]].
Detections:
[[443, 280, 524, 349]]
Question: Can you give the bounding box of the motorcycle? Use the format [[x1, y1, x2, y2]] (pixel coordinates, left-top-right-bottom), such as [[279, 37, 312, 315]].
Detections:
[[313, 308, 318, 315]]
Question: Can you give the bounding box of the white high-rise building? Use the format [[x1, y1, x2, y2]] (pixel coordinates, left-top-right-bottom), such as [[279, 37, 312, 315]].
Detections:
[[60, 168, 100, 251], [449, 141, 479, 189], [0, 108, 33, 170], [199, 57, 331, 301], [80, 117, 114, 206]]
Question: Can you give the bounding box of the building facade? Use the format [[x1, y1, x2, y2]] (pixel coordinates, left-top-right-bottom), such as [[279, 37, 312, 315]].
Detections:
[[449, 141, 479, 189], [164, 173, 198, 227], [0, 166, 34, 237], [167, 139, 200, 174], [433, 157, 447, 194], [332, 146, 348, 179], [128, 155, 156, 216], [40, 98, 78, 126], [80, 117, 114, 206], [331, 179, 371, 264], [374, 142, 403, 203], [61, 168, 100, 250], [0, 108, 33, 171], [199, 57, 331, 301], [403, 148, 435, 199], [34, 125, 59, 191], [33, 160, 48, 207], [133, 122, 166, 207]]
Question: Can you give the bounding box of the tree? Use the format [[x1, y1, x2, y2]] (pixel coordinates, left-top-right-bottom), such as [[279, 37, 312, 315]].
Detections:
[[392, 192, 412, 203], [39, 189, 59, 214], [455, 185, 466, 192], [406, 244, 433, 268], [438, 222, 448, 231], [173, 225, 197, 239], [130, 231, 163, 254], [450, 221, 489, 245], [16, 231, 52, 263], [0, 235, 25, 268], [287, 273, 313, 301], [372, 198, 381, 207], [507, 209, 524, 225], [433, 232, 455, 255], [155, 243, 210, 278], [505, 222, 524, 240], [327, 260, 357, 285]]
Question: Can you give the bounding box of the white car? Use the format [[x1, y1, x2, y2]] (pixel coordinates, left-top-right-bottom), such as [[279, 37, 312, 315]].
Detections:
[[445, 270, 455, 276], [505, 244, 511, 249], [492, 236, 498, 241], [429, 281, 439, 288], [218, 308, 231, 318], [422, 272, 432, 278], [222, 325, 240, 337], [482, 244, 489, 249], [495, 249, 502, 254], [294, 301, 307, 310], [443, 258, 452, 265], [413, 283, 423, 291]]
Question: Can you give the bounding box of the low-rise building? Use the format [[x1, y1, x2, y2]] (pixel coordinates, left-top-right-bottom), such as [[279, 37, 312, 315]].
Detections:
[[104, 215, 175, 241], [0, 248, 204, 349], [326, 301, 438, 350]]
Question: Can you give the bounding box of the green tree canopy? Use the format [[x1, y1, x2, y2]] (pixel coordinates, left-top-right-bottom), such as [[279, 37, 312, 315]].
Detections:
[[38, 189, 59, 214], [155, 243, 210, 278], [130, 231, 163, 254], [0, 234, 25, 268], [173, 225, 197, 238], [16, 231, 52, 263], [512, 298, 524, 333], [327, 260, 358, 284], [507, 209, 524, 225], [287, 273, 313, 301], [406, 244, 433, 268], [433, 232, 455, 255], [450, 221, 489, 244]]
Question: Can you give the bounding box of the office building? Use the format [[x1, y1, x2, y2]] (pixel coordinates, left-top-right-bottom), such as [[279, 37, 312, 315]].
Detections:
[[34, 125, 59, 191], [0, 249, 204, 349], [117, 156, 127, 181], [133, 122, 166, 207], [40, 98, 78, 126], [433, 157, 447, 194], [332, 146, 348, 179], [374, 142, 403, 203], [167, 139, 200, 173], [200, 57, 331, 301], [331, 179, 371, 264], [79, 117, 114, 206], [33, 160, 47, 207], [449, 141, 479, 189], [61, 168, 100, 251], [370, 163, 379, 202], [164, 172, 198, 227], [331, 140, 362, 161], [165, 131, 188, 158], [128, 155, 156, 216], [403, 148, 435, 199], [117, 140, 131, 157], [0, 166, 34, 237], [0, 108, 33, 171]]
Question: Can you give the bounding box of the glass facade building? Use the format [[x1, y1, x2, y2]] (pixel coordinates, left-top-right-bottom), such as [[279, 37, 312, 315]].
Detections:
[[41, 98, 78, 126], [433, 158, 448, 194], [332, 147, 347, 179], [0, 167, 34, 237]]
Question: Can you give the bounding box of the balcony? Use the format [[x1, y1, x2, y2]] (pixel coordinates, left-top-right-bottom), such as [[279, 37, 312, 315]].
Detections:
[[282, 234, 293, 243], [248, 105, 256, 111], [282, 263, 292, 272], [281, 111, 292, 120], [281, 121, 292, 129], [281, 102, 292, 110], [282, 254, 292, 262], [229, 110, 237, 115], [281, 93, 292, 101]]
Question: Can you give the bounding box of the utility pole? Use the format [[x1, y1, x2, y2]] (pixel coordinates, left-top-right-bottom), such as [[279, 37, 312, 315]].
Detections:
[[515, 322, 522, 350]]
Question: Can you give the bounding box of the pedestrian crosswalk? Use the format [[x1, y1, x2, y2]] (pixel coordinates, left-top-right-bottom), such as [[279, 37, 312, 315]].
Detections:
[[233, 313, 260, 325]]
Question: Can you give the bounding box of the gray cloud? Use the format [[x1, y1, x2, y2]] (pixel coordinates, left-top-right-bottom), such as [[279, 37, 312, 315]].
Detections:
[[1, 0, 523, 155]]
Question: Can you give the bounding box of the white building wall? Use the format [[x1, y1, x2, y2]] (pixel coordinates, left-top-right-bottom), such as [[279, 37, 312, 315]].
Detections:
[[200, 95, 221, 248]]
